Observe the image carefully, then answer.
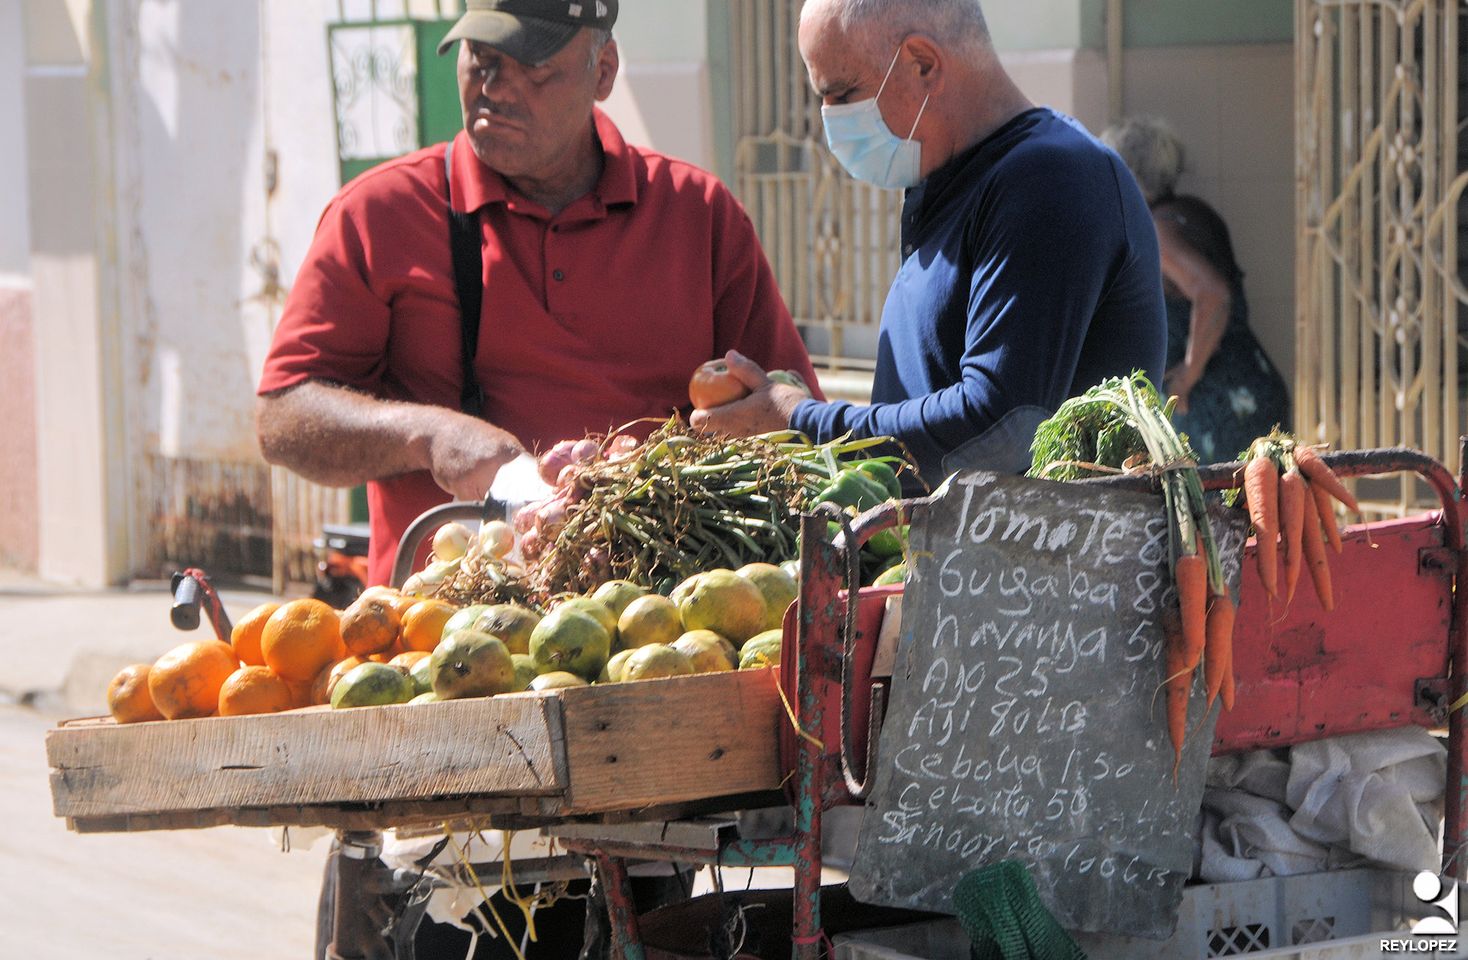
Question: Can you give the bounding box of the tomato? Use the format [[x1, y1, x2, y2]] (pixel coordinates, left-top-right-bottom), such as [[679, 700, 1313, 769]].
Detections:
[[688, 360, 751, 410]]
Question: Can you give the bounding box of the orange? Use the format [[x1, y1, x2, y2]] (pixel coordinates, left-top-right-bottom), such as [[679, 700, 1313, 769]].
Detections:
[[309, 656, 369, 706], [107, 663, 164, 724], [339, 595, 401, 657], [148, 641, 240, 720], [689, 359, 751, 410], [261, 598, 343, 682], [230, 601, 280, 667], [218, 666, 295, 716], [389, 650, 430, 669], [384, 592, 419, 620], [399, 600, 457, 653], [283, 677, 317, 709]]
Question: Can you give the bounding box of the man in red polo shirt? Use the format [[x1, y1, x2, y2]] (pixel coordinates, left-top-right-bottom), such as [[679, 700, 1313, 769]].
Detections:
[[256, 0, 820, 589]]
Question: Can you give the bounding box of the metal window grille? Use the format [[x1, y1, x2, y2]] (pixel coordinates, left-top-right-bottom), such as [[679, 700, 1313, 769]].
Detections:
[[328, 0, 465, 183], [1296, 0, 1468, 515]]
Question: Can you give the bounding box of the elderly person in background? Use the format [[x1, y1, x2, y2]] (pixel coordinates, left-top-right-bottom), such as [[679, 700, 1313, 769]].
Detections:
[[1102, 116, 1290, 463], [694, 0, 1166, 484]]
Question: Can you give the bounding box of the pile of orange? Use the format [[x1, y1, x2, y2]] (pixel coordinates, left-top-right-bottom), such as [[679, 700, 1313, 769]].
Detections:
[[105, 588, 455, 724]]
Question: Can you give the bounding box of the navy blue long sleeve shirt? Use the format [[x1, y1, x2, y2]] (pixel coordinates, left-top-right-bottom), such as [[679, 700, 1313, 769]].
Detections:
[[790, 108, 1166, 485]]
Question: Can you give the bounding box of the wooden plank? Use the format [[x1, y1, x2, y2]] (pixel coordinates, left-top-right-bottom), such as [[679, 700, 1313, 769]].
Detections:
[[558, 669, 782, 815], [870, 594, 903, 679], [550, 817, 735, 852], [48, 695, 565, 821], [65, 795, 531, 835]]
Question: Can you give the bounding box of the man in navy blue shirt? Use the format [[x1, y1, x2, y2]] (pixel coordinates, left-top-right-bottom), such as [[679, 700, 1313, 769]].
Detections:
[[693, 0, 1166, 486]]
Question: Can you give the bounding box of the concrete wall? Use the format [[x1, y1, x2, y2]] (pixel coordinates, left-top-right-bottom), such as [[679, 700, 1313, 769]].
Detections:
[[0, 283, 37, 573], [0, 0, 37, 573], [1121, 44, 1297, 384], [23, 0, 132, 585], [109, 0, 268, 464], [601, 0, 717, 174], [0, 0, 31, 275]]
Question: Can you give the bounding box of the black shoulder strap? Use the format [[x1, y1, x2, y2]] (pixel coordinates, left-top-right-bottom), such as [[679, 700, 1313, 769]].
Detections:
[[445, 140, 485, 418]]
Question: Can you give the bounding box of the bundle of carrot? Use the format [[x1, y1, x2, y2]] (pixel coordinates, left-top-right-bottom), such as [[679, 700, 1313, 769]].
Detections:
[[1029, 372, 1235, 777], [1234, 431, 1358, 613]]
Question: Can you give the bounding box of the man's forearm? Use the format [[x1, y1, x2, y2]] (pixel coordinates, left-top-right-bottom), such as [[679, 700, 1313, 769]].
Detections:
[[255, 380, 439, 487]]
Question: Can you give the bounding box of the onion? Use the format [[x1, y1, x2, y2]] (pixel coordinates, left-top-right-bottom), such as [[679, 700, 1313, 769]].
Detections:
[[432, 522, 472, 562], [607, 434, 639, 462], [538, 440, 578, 484], [423, 557, 461, 582], [513, 499, 544, 534], [571, 438, 600, 464], [478, 520, 515, 560], [536, 497, 568, 536]]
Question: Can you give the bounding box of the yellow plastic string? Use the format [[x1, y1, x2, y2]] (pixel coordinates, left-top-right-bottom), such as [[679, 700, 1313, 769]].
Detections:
[[771, 665, 825, 751], [1448, 690, 1468, 716], [498, 830, 541, 943], [444, 825, 527, 960]]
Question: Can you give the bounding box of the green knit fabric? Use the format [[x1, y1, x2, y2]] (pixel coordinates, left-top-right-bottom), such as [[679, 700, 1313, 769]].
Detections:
[[952, 861, 1088, 960]]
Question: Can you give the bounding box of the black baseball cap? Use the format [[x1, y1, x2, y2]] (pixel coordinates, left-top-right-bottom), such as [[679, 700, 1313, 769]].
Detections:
[[437, 0, 618, 65]]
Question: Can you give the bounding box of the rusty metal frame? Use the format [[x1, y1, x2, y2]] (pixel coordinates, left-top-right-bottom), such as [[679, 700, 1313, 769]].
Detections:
[[559, 513, 845, 958], [514, 447, 1468, 954]]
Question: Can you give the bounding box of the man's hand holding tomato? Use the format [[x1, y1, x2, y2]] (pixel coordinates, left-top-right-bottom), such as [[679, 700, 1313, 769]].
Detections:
[[689, 351, 810, 437]]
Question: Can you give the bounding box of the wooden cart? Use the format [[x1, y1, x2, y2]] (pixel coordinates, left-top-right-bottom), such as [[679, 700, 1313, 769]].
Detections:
[[46, 448, 1468, 959]]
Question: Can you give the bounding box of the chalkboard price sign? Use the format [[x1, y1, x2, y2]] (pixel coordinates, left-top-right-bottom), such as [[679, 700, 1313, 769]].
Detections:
[[849, 471, 1245, 940]]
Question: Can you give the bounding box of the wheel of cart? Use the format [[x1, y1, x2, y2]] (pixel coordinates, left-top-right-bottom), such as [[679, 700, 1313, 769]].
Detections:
[[543, 447, 1468, 959]]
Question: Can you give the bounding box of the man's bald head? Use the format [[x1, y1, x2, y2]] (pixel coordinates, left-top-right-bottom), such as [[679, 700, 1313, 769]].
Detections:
[[801, 0, 989, 59], [800, 0, 1028, 181]]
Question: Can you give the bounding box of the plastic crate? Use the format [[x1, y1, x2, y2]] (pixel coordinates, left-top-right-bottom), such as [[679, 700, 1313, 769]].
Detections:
[[832, 870, 1468, 960]]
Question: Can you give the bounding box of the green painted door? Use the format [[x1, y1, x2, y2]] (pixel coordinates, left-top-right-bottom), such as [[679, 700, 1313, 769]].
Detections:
[[328, 16, 465, 184]]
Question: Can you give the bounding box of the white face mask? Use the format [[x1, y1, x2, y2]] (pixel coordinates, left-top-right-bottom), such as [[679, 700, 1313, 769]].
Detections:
[[820, 46, 930, 190]]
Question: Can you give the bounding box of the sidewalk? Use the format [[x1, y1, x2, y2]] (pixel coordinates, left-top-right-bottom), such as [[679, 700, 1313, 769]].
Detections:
[[1, 573, 327, 960], [0, 572, 279, 715]]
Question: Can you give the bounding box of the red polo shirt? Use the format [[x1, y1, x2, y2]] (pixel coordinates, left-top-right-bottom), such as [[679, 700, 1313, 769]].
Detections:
[[259, 110, 821, 586]]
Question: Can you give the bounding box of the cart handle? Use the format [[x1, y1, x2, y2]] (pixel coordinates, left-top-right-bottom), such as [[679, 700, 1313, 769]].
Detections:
[[389, 495, 507, 590], [822, 505, 887, 803], [170, 568, 232, 642]]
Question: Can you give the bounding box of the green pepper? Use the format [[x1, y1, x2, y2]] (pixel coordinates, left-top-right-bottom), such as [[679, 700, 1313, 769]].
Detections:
[[815, 469, 888, 513], [873, 561, 907, 586], [854, 460, 902, 500], [867, 524, 908, 559]]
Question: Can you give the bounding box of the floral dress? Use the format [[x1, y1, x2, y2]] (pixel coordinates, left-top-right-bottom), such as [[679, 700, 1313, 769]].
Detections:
[[1155, 195, 1290, 463]]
